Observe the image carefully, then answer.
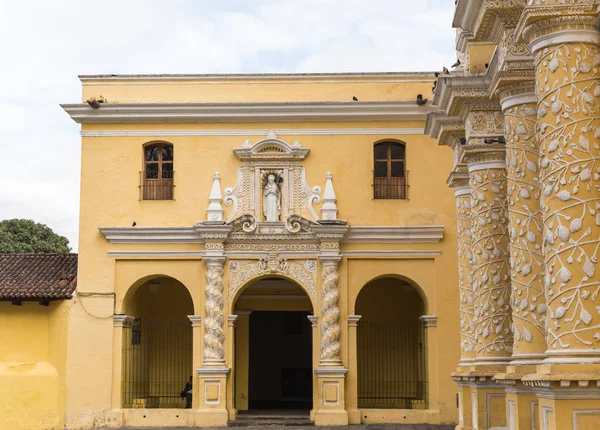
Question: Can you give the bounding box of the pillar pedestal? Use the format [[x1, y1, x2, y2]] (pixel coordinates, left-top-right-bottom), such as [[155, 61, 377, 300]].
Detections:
[[314, 367, 349, 426], [194, 367, 230, 427]]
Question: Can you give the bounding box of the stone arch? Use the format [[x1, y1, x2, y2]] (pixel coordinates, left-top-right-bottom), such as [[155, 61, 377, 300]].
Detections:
[[227, 259, 318, 314], [120, 273, 195, 315], [354, 274, 429, 410], [353, 273, 429, 315], [228, 272, 316, 314]]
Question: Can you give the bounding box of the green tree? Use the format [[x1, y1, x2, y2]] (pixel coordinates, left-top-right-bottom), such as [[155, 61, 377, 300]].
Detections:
[[0, 219, 71, 253]]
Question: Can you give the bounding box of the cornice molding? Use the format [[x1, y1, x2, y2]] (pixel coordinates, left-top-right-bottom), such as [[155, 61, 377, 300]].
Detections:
[[80, 127, 425, 137], [79, 71, 437, 82], [425, 111, 463, 142], [99, 225, 444, 245], [62, 101, 432, 124]]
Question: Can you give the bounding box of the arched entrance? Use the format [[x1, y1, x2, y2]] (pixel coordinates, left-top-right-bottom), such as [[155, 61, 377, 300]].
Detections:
[[355, 277, 427, 410], [121, 276, 194, 409], [234, 277, 314, 414]]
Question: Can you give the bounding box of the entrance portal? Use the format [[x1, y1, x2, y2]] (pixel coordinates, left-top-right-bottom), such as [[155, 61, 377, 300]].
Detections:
[[249, 311, 312, 410], [234, 278, 313, 413]]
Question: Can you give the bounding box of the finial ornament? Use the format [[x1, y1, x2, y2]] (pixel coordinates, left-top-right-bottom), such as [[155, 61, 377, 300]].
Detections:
[[321, 172, 338, 220], [206, 172, 224, 222]]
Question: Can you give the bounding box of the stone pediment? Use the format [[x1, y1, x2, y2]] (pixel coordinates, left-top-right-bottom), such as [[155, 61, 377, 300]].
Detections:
[[233, 131, 310, 161]]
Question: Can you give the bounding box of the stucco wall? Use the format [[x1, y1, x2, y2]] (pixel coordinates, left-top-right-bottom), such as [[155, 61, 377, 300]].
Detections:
[[0, 301, 69, 430]]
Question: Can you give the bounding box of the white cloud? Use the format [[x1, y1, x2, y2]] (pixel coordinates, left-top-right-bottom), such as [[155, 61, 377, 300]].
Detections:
[[0, 0, 455, 251]]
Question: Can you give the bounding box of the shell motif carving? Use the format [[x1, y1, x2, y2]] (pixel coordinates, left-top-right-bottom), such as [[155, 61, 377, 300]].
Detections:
[[504, 101, 547, 355], [320, 262, 341, 361], [228, 258, 317, 304], [536, 42, 600, 350], [456, 192, 476, 355], [204, 262, 225, 361], [470, 167, 514, 357]]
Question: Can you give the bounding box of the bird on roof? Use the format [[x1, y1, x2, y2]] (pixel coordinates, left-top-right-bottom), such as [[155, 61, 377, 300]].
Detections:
[[416, 94, 428, 106], [87, 99, 102, 109], [484, 137, 506, 144], [132, 221, 137, 227], [443, 67, 450, 74], [352, 96, 358, 101], [451, 59, 461, 68]]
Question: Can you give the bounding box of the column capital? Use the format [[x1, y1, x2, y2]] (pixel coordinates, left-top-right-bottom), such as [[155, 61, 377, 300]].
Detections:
[[517, 4, 600, 53], [187, 315, 202, 327], [419, 314, 438, 328], [347, 315, 361, 327], [236, 310, 252, 319], [497, 82, 537, 112], [204, 255, 226, 266], [461, 145, 507, 171], [113, 314, 134, 327], [227, 314, 239, 327], [307, 315, 318, 327]]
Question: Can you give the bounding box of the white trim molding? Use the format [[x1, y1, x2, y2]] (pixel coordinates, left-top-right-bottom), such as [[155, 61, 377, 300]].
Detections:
[[419, 315, 438, 328], [500, 92, 537, 112], [343, 226, 444, 243], [468, 160, 506, 173], [62, 101, 431, 124], [573, 409, 600, 430], [100, 227, 201, 244], [342, 250, 441, 258], [80, 127, 425, 137], [530, 29, 600, 55], [108, 251, 205, 258]]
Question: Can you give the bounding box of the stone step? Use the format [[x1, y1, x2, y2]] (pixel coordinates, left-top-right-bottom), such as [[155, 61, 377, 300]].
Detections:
[[231, 414, 313, 427]]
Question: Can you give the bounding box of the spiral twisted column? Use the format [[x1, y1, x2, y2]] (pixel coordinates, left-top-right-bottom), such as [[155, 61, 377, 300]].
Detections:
[[203, 257, 226, 365], [500, 86, 548, 364], [465, 147, 514, 366], [320, 258, 342, 365], [523, 11, 600, 362]]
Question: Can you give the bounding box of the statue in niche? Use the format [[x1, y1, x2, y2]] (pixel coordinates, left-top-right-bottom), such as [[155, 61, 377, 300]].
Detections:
[[263, 174, 281, 222]]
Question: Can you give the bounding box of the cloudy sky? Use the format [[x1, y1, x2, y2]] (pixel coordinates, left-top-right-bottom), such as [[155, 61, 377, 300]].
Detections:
[[0, 0, 456, 251]]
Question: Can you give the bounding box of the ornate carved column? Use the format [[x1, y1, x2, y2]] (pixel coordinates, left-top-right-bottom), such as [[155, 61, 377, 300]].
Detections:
[[194, 224, 231, 426], [521, 5, 600, 365], [464, 144, 512, 430], [313, 223, 349, 426], [320, 258, 342, 366], [203, 257, 226, 366], [464, 144, 514, 366], [500, 84, 548, 365]]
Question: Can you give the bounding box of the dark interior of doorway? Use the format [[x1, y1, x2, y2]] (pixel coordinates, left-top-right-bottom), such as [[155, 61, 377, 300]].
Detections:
[[248, 311, 312, 410]]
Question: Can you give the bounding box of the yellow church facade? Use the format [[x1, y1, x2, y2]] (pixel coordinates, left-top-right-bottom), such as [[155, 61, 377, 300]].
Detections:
[[57, 71, 460, 429]]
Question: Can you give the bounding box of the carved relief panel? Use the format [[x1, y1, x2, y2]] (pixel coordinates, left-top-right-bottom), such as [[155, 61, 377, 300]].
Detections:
[[223, 132, 321, 223]]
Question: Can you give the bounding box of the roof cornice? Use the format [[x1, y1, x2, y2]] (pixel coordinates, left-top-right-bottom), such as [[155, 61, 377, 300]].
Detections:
[[79, 72, 437, 82], [62, 101, 433, 124]]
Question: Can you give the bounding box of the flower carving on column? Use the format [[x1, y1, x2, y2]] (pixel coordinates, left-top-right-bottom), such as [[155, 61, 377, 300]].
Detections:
[[536, 42, 600, 350], [204, 260, 225, 362], [320, 259, 342, 363], [504, 100, 547, 352], [456, 188, 476, 355], [470, 164, 513, 356]]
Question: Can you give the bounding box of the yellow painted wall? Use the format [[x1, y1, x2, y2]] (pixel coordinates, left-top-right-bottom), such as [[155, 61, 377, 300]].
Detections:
[[0, 301, 69, 430], [65, 74, 459, 428]]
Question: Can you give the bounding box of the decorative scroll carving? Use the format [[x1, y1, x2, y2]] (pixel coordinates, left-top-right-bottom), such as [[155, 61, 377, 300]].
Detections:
[[285, 214, 317, 234], [204, 261, 225, 362], [320, 260, 341, 363], [228, 214, 257, 233], [224, 168, 251, 223], [465, 111, 505, 140], [535, 41, 600, 351], [504, 99, 547, 356], [469, 166, 513, 358], [228, 258, 317, 304]]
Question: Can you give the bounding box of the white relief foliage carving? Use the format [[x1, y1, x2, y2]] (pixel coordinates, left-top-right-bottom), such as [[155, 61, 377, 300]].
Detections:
[[204, 262, 225, 361], [456, 192, 476, 354], [296, 168, 321, 220], [228, 258, 317, 304], [466, 111, 505, 138], [320, 261, 341, 361], [536, 42, 600, 350], [505, 101, 547, 353], [224, 168, 251, 223], [470, 167, 514, 356]]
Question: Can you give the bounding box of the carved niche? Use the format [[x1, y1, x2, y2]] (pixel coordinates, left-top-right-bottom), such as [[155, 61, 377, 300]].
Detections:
[[223, 132, 321, 223]]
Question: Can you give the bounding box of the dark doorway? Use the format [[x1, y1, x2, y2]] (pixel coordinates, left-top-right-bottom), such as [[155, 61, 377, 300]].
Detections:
[[248, 311, 312, 410]]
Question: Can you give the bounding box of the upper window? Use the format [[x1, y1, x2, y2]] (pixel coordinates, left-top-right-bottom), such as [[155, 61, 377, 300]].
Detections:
[[142, 143, 174, 200], [373, 141, 407, 200]]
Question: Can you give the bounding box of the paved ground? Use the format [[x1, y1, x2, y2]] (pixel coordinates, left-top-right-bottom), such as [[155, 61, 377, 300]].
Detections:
[[100, 426, 456, 430]]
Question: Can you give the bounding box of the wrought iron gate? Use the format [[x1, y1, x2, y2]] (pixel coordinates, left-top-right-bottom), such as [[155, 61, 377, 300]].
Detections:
[[122, 319, 193, 408], [357, 321, 428, 409]]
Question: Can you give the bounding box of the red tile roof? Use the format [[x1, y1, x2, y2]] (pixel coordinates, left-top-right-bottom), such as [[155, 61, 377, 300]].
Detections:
[[0, 253, 77, 300]]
